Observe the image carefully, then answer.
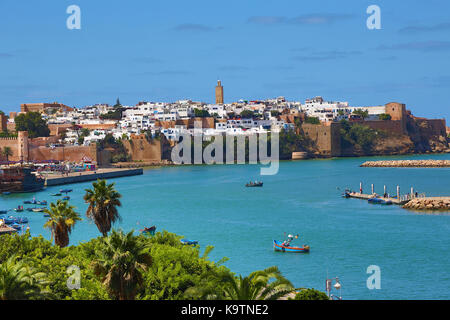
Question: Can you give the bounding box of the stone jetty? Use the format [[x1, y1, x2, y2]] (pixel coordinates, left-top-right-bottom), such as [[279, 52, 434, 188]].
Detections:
[[403, 197, 450, 211], [360, 160, 450, 168]]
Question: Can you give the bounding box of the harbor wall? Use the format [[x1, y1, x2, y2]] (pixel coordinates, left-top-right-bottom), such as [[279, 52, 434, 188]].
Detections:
[[45, 168, 143, 186]]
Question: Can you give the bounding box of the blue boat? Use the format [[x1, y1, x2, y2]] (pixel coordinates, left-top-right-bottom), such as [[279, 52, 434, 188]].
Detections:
[[60, 189, 73, 193], [368, 198, 393, 205], [0, 210, 7, 214], [4, 216, 17, 225], [180, 239, 199, 245], [36, 200, 47, 205], [17, 217, 29, 224], [273, 240, 310, 253], [11, 224, 21, 231], [62, 196, 70, 200]]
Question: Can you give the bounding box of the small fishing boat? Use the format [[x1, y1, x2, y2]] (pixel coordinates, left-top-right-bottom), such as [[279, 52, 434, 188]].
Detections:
[[36, 200, 47, 205], [51, 193, 62, 196], [14, 206, 24, 212], [32, 208, 45, 213], [11, 223, 21, 231], [62, 196, 70, 201], [180, 239, 199, 245], [43, 214, 50, 217], [245, 181, 263, 187], [0, 210, 8, 214], [140, 225, 156, 235], [26, 207, 34, 212], [60, 189, 73, 193], [23, 200, 32, 204], [17, 217, 29, 224], [4, 217, 17, 225], [273, 240, 310, 253]]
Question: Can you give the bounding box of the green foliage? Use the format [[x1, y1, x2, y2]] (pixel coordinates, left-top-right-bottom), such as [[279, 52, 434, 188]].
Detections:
[[0, 255, 49, 300], [304, 116, 320, 125], [240, 110, 255, 119], [378, 113, 392, 120], [99, 109, 123, 120], [194, 108, 210, 118], [270, 110, 281, 117], [2, 146, 13, 161], [0, 131, 17, 138], [340, 120, 379, 153], [278, 129, 310, 160], [43, 200, 82, 248], [14, 112, 50, 138], [84, 179, 122, 236], [111, 153, 131, 163], [352, 109, 369, 119], [92, 229, 152, 300], [291, 288, 329, 300]]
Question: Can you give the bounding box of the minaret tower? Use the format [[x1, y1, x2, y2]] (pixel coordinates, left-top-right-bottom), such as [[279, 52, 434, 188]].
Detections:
[[215, 80, 224, 104]]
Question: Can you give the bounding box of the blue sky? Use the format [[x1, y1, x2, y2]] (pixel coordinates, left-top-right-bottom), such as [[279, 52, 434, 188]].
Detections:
[[0, 0, 449, 122]]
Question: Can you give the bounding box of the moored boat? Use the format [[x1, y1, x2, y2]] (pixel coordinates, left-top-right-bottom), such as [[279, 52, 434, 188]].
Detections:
[[51, 193, 62, 196], [273, 240, 310, 253], [32, 208, 45, 212], [180, 239, 199, 245], [62, 196, 70, 200], [245, 181, 263, 187], [140, 225, 156, 235], [60, 189, 73, 193]]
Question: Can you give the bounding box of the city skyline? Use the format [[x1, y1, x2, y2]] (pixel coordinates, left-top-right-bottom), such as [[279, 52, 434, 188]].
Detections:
[[0, 0, 449, 122]]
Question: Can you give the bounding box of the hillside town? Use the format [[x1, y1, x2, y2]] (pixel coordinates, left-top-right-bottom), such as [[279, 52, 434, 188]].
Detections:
[[1, 81, 449, 166]]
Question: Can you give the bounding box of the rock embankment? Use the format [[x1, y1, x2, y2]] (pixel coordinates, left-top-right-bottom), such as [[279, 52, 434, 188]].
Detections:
[[403, 198, 450, 211], [360, 160, 450, 168]]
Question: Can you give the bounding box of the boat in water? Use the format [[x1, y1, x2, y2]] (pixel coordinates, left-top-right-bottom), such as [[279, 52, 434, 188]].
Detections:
[[140, 225, 156, 235], [51, 193, 62, 196], [368, 197, 393, 205], [36, 200, 47, 205], [180, 239, 199, 245], [62, 196, 70, 201], [0, 166, 45, 193], [60, 189, 73, 193], [32, 208, 45, 213], [14, 206, 24, 212], [245, 181, 263, 187], [0, 209, 8, 214], [273, 234, 310, 253]]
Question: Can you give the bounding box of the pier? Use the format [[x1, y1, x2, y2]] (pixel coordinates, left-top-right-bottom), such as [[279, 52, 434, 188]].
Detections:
[[44, 167, 143, 186], [345, 182, 425, 205]]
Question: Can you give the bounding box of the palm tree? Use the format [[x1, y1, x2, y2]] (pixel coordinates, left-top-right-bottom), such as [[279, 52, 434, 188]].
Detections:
[[220, 266, 295, 300], [0, 256, 48, 300], [1, 146, 13, 162], [43, 200, 82, 248], [84, 179, 122, 236], [92, 229, 152, 300]]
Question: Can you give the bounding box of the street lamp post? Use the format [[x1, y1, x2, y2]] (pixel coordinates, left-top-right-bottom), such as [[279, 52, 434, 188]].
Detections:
[[326, 276, 342, 300]]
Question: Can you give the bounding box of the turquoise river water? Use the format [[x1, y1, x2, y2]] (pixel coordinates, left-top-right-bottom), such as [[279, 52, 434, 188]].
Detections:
[[1, 153, 450, 299]]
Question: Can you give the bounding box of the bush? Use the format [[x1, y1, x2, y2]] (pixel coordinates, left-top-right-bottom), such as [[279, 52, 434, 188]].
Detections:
[[304, 117, 320, 125], [292, 289, 329, 300], [378, 113, 392, 121]]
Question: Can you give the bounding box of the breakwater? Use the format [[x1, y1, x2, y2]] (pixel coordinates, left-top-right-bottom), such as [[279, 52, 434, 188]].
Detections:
[[403, 197, 450, 211], [45, 168, 143, 186], [360, 160, 450, 168]]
